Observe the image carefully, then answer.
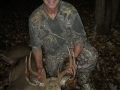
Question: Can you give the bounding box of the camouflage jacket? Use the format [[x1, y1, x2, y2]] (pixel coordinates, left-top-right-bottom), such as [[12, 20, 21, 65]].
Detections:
[[29, 1, 87, 61]]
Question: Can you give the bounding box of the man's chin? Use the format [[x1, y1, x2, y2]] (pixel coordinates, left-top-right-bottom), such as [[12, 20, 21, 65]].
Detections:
[[48, 6, 56, 9]]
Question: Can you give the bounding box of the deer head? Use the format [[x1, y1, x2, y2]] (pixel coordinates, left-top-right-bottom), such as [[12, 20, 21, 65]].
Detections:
[[25, 47, 76, 90]]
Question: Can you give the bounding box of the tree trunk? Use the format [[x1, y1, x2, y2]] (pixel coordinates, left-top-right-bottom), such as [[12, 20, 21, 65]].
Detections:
[[111, 0, 120, 28], [95, 0, 119, 35], [95, 0, 106, 34], [104, 0, 112, 34]]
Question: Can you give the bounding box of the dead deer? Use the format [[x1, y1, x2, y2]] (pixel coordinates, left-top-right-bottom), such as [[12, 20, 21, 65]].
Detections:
[[6, 47, 76, 90], [25, 47, 76, 90]]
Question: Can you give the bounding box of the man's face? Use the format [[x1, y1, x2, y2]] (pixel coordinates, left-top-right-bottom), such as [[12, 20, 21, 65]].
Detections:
[[43, 0, 60, 10]]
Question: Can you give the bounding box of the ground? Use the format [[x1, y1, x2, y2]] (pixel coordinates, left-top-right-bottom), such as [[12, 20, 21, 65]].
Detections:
[[0, 0, 120, 90]]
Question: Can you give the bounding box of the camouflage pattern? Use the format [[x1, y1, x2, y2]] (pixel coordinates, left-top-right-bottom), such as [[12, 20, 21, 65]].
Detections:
[[29, 0, 98, 88]]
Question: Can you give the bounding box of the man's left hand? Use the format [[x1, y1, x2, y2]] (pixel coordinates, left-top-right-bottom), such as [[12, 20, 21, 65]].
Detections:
[[66, 63, 78, 75]]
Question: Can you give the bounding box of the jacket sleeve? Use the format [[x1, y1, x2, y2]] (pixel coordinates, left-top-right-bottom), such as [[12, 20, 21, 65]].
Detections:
[[29, 17, 43, 51], [72, 10, 87, 47]]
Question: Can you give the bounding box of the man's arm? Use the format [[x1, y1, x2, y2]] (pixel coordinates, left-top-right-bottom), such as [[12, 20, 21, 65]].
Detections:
[[33, 50, 43, 69], [74, 45, 83, 58], [33, 50, 44, 81], [29, 14, 44, 81], [67, 45, 83, 74]]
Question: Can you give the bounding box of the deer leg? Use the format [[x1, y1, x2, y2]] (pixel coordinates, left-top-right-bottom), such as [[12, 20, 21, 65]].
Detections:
[[0, 54, 15, 65]]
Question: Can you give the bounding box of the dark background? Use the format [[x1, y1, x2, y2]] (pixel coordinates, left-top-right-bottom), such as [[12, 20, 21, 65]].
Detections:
[[0, 0, 120, 90], [0, 0, 97, 50]]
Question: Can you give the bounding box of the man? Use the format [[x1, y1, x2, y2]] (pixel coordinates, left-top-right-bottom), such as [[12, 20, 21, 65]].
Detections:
[[29, 0, 98, 89]]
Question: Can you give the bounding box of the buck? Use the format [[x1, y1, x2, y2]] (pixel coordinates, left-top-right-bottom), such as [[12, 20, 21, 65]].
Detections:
[[2, 45, 76, 90]]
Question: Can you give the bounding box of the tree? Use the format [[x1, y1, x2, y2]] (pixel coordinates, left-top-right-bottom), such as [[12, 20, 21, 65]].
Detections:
[[95, 0, 119, 35]]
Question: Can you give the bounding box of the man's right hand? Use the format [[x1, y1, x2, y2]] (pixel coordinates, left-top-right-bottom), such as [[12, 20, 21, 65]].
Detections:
[[33, 50, 44, 82], [37, 68, 44, 82]]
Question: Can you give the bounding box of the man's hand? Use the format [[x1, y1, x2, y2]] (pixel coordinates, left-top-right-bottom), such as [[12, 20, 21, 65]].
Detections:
[[67, 67, 73, 75], [66, 63, 78, 75], [37, 68, 44, 82], [33, 50, 44, 82]]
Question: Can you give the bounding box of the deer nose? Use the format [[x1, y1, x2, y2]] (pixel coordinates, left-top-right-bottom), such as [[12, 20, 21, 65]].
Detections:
[[60, 75, 71, 86]]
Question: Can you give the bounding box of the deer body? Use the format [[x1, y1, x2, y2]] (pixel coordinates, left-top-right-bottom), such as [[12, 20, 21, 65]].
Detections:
[[2, 45, 76, 90], [6, 76, 44, 90]]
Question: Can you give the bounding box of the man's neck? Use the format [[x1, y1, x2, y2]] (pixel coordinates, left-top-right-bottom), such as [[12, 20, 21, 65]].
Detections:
[[45, 6, 58, 20]]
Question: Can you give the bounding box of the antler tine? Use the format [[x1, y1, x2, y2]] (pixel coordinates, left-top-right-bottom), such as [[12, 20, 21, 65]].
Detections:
[[25, 52, 47, 86], [28, 51, 38, 76], [67, 47, 72, 66], [57, 69, 67, 82], [67, 47, 76, 80], [72, 51, 76, 67], [25, 56, 38, 86], [42, 68, 47, 84], [57, 46, 73, 82], [69, 51, 76, 80]]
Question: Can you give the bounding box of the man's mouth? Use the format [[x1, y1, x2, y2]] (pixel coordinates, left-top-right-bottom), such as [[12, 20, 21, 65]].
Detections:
[[48, 0, 56, 5]]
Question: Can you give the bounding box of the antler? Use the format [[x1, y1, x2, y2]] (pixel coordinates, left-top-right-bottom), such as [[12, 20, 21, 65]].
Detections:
[[25, 51, 47, 86], [25, 47, 76, 87], [57, 47, 76, 82], [67, 47, 76, 80]]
